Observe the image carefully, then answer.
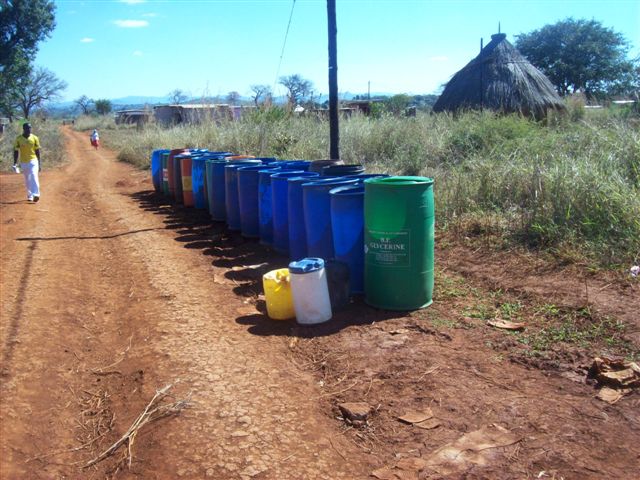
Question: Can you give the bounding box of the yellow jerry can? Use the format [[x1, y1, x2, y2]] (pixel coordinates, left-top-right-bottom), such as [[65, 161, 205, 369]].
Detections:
[[262, 268, 295, 320]]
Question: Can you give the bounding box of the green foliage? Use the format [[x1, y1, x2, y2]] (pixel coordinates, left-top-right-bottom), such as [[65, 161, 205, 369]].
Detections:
[[515, 18, 637, 97], [564, 93, 586, 122], [0, 0, 57, 118], [100, 110, 639, 266], [94, 99, 112, 115], [383, 94, 412, 115], [0, 119, 65, 171]]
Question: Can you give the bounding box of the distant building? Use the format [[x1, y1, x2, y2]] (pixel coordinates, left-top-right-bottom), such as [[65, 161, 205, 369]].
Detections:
[[433, 33, 565, 120], [342, 100, 372, 116], [153, 104, 254, 126], [114, 109, 152, 125], [0, 117, 8, 134]]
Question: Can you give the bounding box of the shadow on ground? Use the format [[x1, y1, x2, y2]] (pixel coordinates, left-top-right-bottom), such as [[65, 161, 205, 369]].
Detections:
[[131, 190, 406, 337]]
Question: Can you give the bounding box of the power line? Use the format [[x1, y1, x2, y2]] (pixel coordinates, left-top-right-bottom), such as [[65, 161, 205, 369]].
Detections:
[[273, 0, 297, 93]]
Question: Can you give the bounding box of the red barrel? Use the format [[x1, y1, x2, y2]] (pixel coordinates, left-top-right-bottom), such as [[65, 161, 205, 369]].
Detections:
[[181, 156, 194, 207], [167, 148, 189, 199]]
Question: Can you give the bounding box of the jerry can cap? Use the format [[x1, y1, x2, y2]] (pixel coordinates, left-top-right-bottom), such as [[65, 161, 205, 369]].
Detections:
[[289, 257, 325, 274]]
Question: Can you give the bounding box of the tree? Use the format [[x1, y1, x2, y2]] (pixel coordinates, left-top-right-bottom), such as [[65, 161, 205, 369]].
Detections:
[[250, 84, 272, 106], [74, 95, 93, 114], [279, 74, 313, 106], [515, 18, 638, 97], [15, 66, 67, 118], [0, 0, 56, 66], [168, 88, 188, 104], [384, 94, 412, 115], [0, 0, 56, 117], [94, 99, 112, 115], [226, 91, 241, 105]]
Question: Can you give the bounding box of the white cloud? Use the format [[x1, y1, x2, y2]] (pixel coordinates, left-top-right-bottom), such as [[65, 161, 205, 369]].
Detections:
[[80, 37, 95, 43], [133, 50, 143, 56], [429, 56, 449, 62], [119, 0, 146, 4], [114, 19, 149, 28], [142, 12, 158, 17]]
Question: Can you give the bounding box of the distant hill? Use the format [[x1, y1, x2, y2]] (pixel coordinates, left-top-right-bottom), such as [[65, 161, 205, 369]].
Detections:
[[47, 91, 437, 116], [111, 95, 170, 106]]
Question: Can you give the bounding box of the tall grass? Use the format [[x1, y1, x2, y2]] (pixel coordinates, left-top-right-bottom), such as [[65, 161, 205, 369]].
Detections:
[[0, 120, 66, 171], [81, 110, 640, 266]]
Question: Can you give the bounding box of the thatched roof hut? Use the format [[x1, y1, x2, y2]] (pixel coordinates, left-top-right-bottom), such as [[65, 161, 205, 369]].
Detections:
[[433, 33, 564, 119]]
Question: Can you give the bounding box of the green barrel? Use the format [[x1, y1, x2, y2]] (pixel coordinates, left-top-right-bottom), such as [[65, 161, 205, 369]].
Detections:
[[161, 152, 170, 195], [364, 176, 434, 310]]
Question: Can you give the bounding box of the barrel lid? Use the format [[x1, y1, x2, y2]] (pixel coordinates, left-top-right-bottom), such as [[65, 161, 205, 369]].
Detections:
[[287, 173, 320, 183], [259, 167, 282, 177], [302, 178, 358, 189], [237, 164, 280, 172], [344, 173, 389, 180], [270, 170, 306, 179], [252, 157, 278, 163], [174, 153, 191, 159], [226, 159, 262, 167], [288, 257, 325, 274], [329, 184, 364, 196], [364, 176, 434, 186]]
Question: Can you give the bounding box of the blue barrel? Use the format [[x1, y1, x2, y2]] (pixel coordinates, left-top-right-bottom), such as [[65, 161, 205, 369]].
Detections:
[[271, 171, 316, 254], [237, 164, 280, 238], [151, 149, 168, 192], [191, 156, 208, 209], [205, 159, 218, 218], [302, 178, 359, 260], [209, 159, 230, 221], [253, 157, 278, 164], [330, 184, 365, 294], [280, 160, 312, 171], [203, 153, 234, 214], [225, 160, 263, 230], [288, 174, 321, 261], [258, 168, 283, 245], [322, 164, 365, 177]]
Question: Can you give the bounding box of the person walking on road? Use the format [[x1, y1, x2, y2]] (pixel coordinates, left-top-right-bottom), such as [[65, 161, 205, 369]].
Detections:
[[13, 122, 41, 203], [90, 128, 99, 149]]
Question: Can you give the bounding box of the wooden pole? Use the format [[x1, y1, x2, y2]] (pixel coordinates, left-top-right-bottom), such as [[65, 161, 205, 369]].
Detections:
[[327, 0, 339, 160]]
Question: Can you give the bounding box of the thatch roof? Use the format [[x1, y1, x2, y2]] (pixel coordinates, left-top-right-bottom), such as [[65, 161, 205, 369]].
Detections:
[[433, 33, 565, 119]]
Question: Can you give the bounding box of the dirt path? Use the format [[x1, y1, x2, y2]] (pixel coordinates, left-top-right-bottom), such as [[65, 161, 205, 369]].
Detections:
[[1, 127, 638, 480], [1, 128, 369, 479]]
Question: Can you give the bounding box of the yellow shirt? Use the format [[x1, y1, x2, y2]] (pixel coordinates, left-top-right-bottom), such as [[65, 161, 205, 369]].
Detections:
[[14, 134, 41, 162]]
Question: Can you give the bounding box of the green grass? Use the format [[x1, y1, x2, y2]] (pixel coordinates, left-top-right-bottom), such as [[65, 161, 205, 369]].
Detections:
[[516, 308, 637, 360], [58, 108, 640, 266], [0, 120, 66, 171]]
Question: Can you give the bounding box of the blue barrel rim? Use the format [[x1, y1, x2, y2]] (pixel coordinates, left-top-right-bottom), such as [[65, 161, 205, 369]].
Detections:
[[329, 184, 365, 196]]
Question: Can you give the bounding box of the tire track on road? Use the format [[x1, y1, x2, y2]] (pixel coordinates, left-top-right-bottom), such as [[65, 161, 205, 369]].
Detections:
[[1, 240, 37, 377]]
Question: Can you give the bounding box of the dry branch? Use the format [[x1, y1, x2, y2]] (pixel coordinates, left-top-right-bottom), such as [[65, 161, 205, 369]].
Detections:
[[83, 384, 190, 469]]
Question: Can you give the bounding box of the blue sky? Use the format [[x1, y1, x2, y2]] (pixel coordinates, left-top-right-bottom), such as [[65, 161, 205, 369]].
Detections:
[[36, 0, 640, 102]]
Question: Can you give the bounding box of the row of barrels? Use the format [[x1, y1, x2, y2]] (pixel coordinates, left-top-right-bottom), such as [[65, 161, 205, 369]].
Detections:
[[149, 149, 434, 311]]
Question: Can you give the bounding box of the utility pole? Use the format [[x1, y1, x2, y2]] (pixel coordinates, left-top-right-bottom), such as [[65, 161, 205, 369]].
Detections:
[[327, 0, 339, 160]]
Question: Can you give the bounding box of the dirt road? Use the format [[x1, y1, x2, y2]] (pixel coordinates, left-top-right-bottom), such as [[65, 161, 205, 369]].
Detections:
[[1, 127, 638, 479], [1, 128, 369, 479]]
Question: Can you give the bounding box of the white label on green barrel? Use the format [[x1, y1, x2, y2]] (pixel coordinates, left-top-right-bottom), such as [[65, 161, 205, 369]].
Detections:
[[366, 229, 410, 267]]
